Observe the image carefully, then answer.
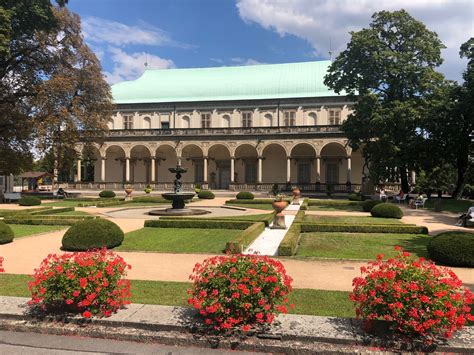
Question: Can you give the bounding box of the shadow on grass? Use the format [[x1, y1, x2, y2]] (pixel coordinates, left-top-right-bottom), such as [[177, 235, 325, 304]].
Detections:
[[398, 234, 431, 258]]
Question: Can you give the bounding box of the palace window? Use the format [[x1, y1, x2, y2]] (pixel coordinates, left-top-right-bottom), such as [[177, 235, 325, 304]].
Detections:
[[242, 112, 253, 128], [284, 111, 296, 126], [123, 115, 133, 130], [143, 116, 151, 129], [182, 115, 190, 128], [307, 112, 317, 125], [201, 113, 211, 128], [161, 121, 170, 129], [222, 114, 231, 128], [328, 109, 341, 125]]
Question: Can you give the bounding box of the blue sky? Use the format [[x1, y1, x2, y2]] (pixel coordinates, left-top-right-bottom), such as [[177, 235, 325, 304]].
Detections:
[[68, 0, 473, 84]]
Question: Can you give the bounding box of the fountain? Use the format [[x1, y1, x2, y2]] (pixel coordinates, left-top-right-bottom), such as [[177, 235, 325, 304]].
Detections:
[[148, 164, 210, 216]]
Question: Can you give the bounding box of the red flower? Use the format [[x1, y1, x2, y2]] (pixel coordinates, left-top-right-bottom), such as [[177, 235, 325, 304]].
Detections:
[[82, 311, 91, 318]]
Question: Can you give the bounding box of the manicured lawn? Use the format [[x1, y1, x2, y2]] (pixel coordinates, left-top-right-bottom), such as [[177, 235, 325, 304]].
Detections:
[[303, 215, 402, 225], [297, 232, 431, 260], [43, 200, 97, 207], [425, 198, 473, 214], [218, 213, 274, 221], [117, 227, 242, 253], [9, 224, 66, 238], [308, 199, 364, 212], [0, 274, 354, 318], [53, 210, 91, 216], [225, 203, 275, 210]]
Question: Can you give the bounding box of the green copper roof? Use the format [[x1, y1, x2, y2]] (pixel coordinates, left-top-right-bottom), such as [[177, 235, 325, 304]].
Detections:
[[111, 60, 341, 104]]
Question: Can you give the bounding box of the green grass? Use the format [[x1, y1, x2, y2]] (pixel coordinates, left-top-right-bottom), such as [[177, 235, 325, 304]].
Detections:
[[297, 232, 431, 260], [53, 210, 91, 216], [225, 203, 275, 210], [9, 224, 66, 238], [425, 198, 473, 214], [42, 200, 96, 207], [308, 204, 363, 212], [217, 213, 274, 221], [117, 227, 242, 253], [0, 274, 354, 318], [303, 215, 402, 225]]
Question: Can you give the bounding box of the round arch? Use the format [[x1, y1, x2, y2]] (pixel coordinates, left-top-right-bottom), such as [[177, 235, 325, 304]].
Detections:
[[234, 144, 258, 184], [181, 144, 204, 183], [130, 145, 152, 183], [320, 142, 348, 185], [208, 143, 231, 189], [104, 145, 126, 183], [156, 144, 178, 182], [290, 143, 317, 184], [262, 143, 287, 183]]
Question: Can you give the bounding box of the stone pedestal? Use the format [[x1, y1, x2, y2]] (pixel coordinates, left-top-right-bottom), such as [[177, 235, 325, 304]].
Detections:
[[271, 213, 287, 229]]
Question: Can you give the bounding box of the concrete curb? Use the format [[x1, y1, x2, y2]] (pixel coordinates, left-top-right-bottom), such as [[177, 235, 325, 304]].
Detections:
[[0, 296, 472, 353]]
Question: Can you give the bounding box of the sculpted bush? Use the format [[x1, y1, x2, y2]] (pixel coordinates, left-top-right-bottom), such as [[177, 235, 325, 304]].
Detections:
[[0, 221, 14, 244], [371, 203, 403, 219], [19, 196, 41, 206], [62, 219, 124, 251], [427, 232, 474, 267]]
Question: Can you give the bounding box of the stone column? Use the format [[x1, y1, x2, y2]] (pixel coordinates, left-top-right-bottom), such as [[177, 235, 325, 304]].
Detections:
[[257, 156, 263, 183], [346, 156, 352, 183], [151, 157, 156, 182], [286, 157, 291, 183], [76, 159, 81, 182], [411, 171, 416, 185], [125, 158, 130, 182], [315, 156, 321, 182], [101, 157, 106, 182], [230, 157, 235, 183], [203, 156, 208, 183]]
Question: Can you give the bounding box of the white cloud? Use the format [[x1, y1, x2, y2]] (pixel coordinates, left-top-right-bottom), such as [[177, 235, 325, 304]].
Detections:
[[82, 16, 191, 48], [231, 57, 266, 65], [104, 47, 175, 84], [236, 0, 474, 80]]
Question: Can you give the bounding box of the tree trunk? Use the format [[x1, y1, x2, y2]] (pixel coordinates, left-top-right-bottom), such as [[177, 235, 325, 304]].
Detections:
[[451, 156, 469, 199], [399, 166, 409, 193]]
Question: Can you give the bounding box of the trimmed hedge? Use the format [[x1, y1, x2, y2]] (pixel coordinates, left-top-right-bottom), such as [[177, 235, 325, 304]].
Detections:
[[348, 193, 365, 201], [159, 213, 275, 227], [198, 190, 215, 199], [300, 223, 428, 234], [0, 207, 53, 217], [226, 222, 265, 253], [29, 207, 75, 215], [226, 198, 290, 205], [371, 203, 403, 219], [427, 232, 474, 267], [96, 199, 127, 208], [0, 221, 14, 244], [144, 219, 252, 230], [3, 218, 89, 226], [236, 191, 255, 200], [362, 200, 383, 212], [132, 196, 171, 203], [278, 222, 301, 256], [300, 198, 309, 210], [62, 219, 124, 251], [18, 196, 41, 206], [308, 199, 364, 207], [293, 210, 305, 223], [99, 190, 116, 198]]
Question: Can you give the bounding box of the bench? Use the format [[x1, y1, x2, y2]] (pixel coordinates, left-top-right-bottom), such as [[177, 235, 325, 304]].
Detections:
[[4, 193, 21, 202]]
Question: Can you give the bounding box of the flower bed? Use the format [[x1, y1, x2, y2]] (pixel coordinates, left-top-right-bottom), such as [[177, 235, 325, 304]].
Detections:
[[29, 249, 131, 318], [351, 247, 473, 343], [188, 255, 293, 332]]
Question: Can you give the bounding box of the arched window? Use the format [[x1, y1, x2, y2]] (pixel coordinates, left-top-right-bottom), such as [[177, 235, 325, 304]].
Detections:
[[242, 112, 252, 128], [182, 115, 190, 128], [201, 113, 211, 128], [328, 109, 341, 125], [143, 116, 151, 129], [307, 112, 317, 125], [264, 114, 272, 127], [222, 114, 231, 128], [284, 111, 296, 126]]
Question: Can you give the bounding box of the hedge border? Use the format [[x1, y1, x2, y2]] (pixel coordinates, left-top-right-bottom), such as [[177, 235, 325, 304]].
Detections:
[[277, 222, 301, 256], [225, 222, 265, 253], [308, 199, 364, 207], [300, 223, 428, 234], [3, 218, 92, 226], [0, 207, 53, 217], [159, 213, 275, 227], [144, 219, 254, 230], [29, 207, 75, 215], [300, 198, 309, 210]]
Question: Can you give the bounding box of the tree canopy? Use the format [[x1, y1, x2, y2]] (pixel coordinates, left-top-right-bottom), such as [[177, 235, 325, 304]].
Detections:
[[324, 10, 445, 193], [0, 0, 112, 177]]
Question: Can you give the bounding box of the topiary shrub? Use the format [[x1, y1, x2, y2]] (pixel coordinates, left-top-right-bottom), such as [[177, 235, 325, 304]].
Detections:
[[236, 191, 254, 200], [198, 190, 215, 199], [370, 203, 403, 219], [0, 221, 14, 244], [99, 190, 116, 198], [62, 219, 124, 251], [427, 232, 474, 267], [348, 192, 365, 201], [362, 199, 383, 212], [19, 196, 41, 206]]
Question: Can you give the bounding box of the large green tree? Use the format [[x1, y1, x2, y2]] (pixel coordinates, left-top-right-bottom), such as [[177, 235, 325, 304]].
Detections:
[[324, 10, 445, 192], [423, 38, 473, 199], [0, 1, 111, 179]]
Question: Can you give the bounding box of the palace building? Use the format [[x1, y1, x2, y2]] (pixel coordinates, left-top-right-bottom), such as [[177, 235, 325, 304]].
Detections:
[[74, 60, 366, 192]]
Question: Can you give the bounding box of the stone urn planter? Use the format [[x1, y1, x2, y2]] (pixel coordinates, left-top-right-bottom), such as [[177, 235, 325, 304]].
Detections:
[[291, 187, 301, 205], [124, 187, 133, 201], [271, 199, 288, 229]]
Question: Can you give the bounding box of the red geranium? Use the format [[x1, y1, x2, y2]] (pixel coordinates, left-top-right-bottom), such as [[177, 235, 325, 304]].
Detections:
[[0, 256, 4, 273], [188, 254, 293, 333], [351, 247, 473, 342], [28, 248, 131, 318]]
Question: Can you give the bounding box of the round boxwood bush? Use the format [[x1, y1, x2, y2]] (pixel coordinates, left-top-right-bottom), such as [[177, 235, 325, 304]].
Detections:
[[427, 232, 474, 267], [18, 196, 41, 206], [362, 199, 383, 212], [99, 190, 116, 198], [236, 191, 254, 200], [62, 219, 124, 251], [348, 193, 365, 201], [198, 190, 215, 199], [370, 203, 403, 219], [0, 221, 14, 244]]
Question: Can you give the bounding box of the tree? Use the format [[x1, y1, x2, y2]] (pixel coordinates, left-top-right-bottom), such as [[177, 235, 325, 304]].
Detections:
[[324, 10, 445, 192], [422, 38, 473, 199], [0, 1, 112, 180]]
